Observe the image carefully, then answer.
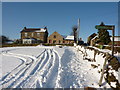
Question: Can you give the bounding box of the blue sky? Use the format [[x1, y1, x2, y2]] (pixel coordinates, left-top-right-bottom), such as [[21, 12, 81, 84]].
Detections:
[[2, 2, 118, 42]]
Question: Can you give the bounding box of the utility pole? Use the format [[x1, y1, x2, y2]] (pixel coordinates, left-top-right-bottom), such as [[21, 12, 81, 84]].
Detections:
[[77, 18, 80, 44]]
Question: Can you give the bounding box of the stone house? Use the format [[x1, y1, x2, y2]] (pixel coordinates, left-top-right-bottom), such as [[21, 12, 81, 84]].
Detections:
[[90, 35, 98, 46], [87, 33, 97, 46], [65, 36, 74, 44], [48, 31, 64, 44], [47, 31, 74, 44], [21, 27, 48, 44]]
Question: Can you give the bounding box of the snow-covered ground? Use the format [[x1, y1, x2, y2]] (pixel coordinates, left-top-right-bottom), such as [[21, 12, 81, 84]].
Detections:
[[0, 46, 111, 88]]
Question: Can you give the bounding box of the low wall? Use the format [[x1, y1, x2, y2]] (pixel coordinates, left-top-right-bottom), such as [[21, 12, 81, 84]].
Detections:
[[76, 45, 120, 89]]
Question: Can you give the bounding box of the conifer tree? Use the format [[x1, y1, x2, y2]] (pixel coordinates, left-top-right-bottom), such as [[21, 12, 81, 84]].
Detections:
[[97, 22, 111, 45]]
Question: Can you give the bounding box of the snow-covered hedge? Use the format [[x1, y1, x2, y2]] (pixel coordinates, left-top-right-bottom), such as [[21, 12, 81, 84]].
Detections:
[[76, 45, 120, 89]]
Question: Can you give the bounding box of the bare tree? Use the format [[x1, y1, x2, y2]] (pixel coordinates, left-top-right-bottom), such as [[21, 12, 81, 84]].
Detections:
[[72, 25, 78, 43]]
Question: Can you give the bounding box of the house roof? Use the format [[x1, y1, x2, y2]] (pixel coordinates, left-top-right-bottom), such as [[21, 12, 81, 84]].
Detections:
[[65, 36, 74, 40], [91, 35, 98, 40], [48, 31, 65, 40], [21, 27, 47, 33], [88, 33, 97, 39]]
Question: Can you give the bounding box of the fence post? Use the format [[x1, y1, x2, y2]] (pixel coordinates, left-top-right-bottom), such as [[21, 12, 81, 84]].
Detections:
[[99, 53, 109, 86], [93, 50, 96, 62]]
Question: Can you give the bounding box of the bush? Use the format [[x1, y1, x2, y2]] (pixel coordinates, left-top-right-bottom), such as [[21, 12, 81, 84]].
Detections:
[[43, 43, 74, 46], [1, 44, 39, 47], [95, 45, 105, 49], [1, 43, 74, 47]]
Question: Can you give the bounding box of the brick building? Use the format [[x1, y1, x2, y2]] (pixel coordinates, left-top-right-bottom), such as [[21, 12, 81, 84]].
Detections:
[[48, 31, 64, 44], [21, 27, 48, 44], [47, 31, 74, 44]]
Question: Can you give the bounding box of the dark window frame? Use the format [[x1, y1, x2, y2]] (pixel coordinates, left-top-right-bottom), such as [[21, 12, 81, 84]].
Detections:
[[53, 40, 56, 44], [53, 35, 56, 38]]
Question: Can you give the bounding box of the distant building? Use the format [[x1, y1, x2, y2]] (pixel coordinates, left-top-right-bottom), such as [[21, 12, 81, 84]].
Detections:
[[20, 27, 48, 44], [48, 31, 64, 44], [90, 35, 98, 46], [110, 36, 120, 46], [6, 40, 14, 44], [87, 33, 97, 46], [47, 31, 74, 44], [65, 36, 74, 44]]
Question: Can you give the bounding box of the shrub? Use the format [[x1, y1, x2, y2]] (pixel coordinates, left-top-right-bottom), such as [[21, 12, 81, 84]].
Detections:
[[1, 44, 39, 47]]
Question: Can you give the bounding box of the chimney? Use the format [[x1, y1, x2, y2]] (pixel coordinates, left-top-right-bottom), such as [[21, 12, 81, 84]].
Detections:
[[44, 26, 47, 30], [24, 27, 26, 30]]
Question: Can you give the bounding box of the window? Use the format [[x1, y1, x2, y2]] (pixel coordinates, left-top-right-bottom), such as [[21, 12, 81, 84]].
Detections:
[[31, 33, 34, 37], [25, 41, 27, 44], [24, 33, 27, 37], [53, 35, 56, 38], [37, 33, 40, 37], [59, 40, 61, 43], [53, 40, 56, 44], [49, 40, 52, 43], [37, 38, 40, 40]]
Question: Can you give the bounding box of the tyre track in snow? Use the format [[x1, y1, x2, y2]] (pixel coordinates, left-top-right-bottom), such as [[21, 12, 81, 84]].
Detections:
[[42, 49, 60, 88], [1, 51, 29, 85], [1, 48, 61, 88], [10, 49, 48, 88], [1, 49, 46, 88], [21, 49, 52, 88], [34, 49, 54, 88], [1, 52, 35, 88], [16, 49, 49, 88], [20, 49, 61, 88], [1, 53, 26, 83], [31, 49, 60, 88]]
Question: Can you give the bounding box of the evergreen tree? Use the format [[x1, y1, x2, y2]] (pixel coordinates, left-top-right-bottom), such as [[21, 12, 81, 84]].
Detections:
[[0, 35, 9, 44], [97, 22, 111, 45]]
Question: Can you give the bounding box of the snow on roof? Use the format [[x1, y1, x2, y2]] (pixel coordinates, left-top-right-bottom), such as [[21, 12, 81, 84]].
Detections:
[[35, 28, 46, 32], [65, 36, 74, 40], [110, 36, 120, 41], [21, 27, 47, 32], [91, 35, 98, 40]]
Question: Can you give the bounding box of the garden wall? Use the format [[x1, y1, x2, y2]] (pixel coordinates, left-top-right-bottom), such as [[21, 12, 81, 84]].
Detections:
[[76, 45, 120, 89]]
